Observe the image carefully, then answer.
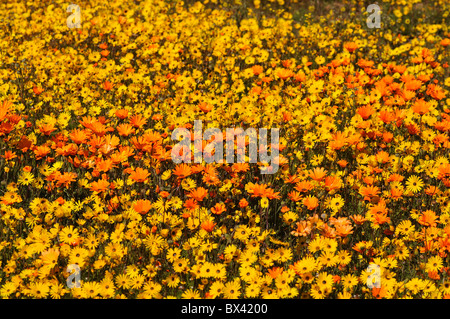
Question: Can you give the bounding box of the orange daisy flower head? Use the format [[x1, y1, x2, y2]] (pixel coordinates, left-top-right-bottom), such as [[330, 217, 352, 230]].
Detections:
[[129, 167, 150, 183], [133, 199, 152, 214], [418, 210, 438, 227], [201, 220, 216, 233]]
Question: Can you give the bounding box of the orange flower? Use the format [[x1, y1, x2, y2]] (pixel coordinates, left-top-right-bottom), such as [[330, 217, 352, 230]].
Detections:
[[69, 129, 89, 144], [294, 181, 313, 193], [372, 286, 387, 299], [288, 191, 302, 202], [115, 109, 129, 119], [116, 123, 135, 137], [96, 158, 115, 173], [182, 212, 191, 219], [303, 195, 319, 210], [275, 68, 294, 80], [55, 172, 77, 188], [33, 145, 51, 160], [379, 110, 395, 123], [425, 186, 439, 196], [427, 84, 446, 100], [329, 131, 346, 150], [33, 86, 44, 95], [39, 123, 57, 135], [232, 163, 250, 173], [188, 187, 208, 202], [309, 167, 327, 181], [102, 80, 113, 91], [428, 270, 440, 280], [390, 188, 403, 200], [363, 176, 374, 185], [184, 198, 199, 211], [268, 267, 283, 279], [129, 114, 148, 129], [404, 79, 423, 91], [251, 65, 263, 75], [0, 100, 11, 122], [344, 42, 358, 52], [291, 221, 311, 237], [100, 49, 110, 57], [357, 105, 375, 120], [247, 183, 269, 198], [368, 200, 388, 215], [382, 131, 394, 143], [201, 220, 216, 232], [373, 212, 390, 226], [412, 98, 430, 115], [418, 210, 438, 227], [350, 214, 367, 225], [337, 160, 348, 168], [248, 183, 279, 199], [2, 150, 17, 160], [239, 198, 248, 208], [211, 202, 226, 215], [198, 102, 213, 113], [160, 191, 170, 198], [359, 185, 380, 201], [375, 150, 390, 164], [133, 200, 152, 214], [438, 163, 450, 180], [335, 223, 354, 238], [264, 188, 280, 200], [89, 178, 110, 192], [441, 38, 450, 47], [324, 176, 342, 192], [129, 167, 150, 183], [280, 206, 290, 213], [173, 163, 192, 179]]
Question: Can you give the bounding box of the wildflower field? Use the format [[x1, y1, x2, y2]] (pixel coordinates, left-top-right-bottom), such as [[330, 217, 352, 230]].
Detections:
[[0, 0, 450, 299]]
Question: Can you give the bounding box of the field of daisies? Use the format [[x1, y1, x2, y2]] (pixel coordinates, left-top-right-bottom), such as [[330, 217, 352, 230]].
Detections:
[[0, 0, 450, 299]]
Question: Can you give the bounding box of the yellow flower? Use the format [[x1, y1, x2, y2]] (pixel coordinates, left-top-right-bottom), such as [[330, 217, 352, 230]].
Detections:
[[260, 197, 269, 208], [181, 288, 201, 299], [315, 55, 325, 65], [59, 226, 80, 245], [318, 251, 338, 268], [143, 281, 162, 298], [245, 284, 261, 298], [316, 272, 334, 291], [28, 281, 50, 298], [223, 279, 241, 299], [82, 282, 100, 298], [18, 171, 35, 186], [425, 256, 443, 273], [341, 274, 358, 290], [406, 175, 424, 193]]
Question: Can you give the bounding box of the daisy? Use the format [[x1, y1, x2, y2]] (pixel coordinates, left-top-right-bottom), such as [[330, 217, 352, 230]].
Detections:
[[405, 175, 424, 193], [181, 288, 201, 299], [18, 171, 35, 186], [59, 226, 80, 245], [223, 280, 241, 299], [426, 255, 443, 273]]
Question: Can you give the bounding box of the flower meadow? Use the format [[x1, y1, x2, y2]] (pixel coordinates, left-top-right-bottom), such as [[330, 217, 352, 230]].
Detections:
[[0, 0, 450, 300]]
